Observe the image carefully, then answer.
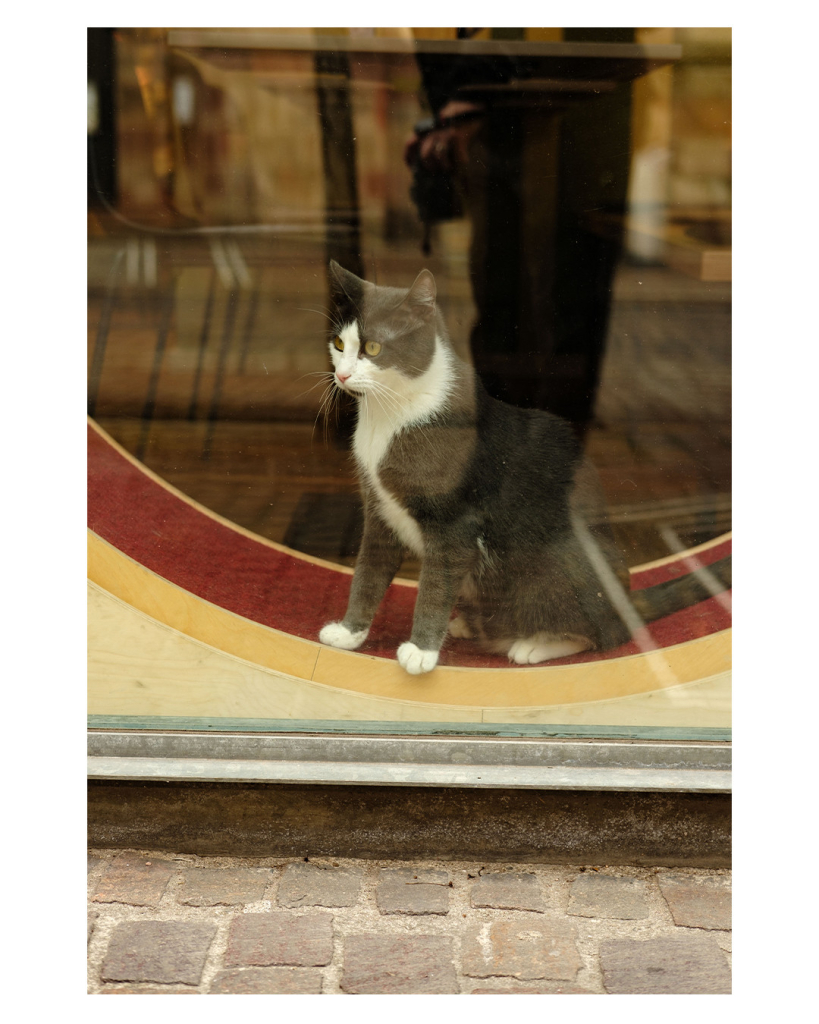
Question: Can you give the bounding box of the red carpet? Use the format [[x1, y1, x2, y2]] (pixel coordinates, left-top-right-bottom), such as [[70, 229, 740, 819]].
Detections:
[[88, 422, 731, 668]]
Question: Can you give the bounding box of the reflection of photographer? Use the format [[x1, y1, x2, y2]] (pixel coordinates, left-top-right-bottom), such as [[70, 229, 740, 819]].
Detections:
[[405, 41, 530, 241], [405, 100, 483, 253], [404, 36, 633, 430], [406, 100, 484, 175]]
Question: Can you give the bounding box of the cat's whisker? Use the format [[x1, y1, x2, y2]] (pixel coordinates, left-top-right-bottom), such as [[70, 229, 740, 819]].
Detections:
[[327, 387, 344, 445], [365, 383, 403, 428], [296, 372, 335, 401], [312, 380, 341, 445], [297, 306, 337, 325], [368, 389, 396, 429], [369, 379, 407, 405], [365, 381, 440, 463], [296, 370, 335, 382], [375, 381, 418, 418], [363, 379, 396, 408], [367, 376, 408, 408], [367, 379, 438, 456], [362, 391, 376, 430], [311, 388, 331, 443]]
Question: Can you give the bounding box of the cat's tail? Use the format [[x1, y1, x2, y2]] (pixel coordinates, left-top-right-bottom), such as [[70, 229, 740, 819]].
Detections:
[[628, 556, 731, 623]]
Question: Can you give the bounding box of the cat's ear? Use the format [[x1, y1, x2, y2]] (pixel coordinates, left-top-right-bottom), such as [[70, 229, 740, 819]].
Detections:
[[329, 260, 370, 304], [403, 269, 436, 315]]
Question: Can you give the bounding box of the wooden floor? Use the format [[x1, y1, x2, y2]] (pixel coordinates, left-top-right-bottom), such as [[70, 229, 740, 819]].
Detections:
[[90, 229, 730, 575]]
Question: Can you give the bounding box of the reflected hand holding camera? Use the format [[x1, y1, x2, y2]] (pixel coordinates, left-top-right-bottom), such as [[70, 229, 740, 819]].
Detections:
[[405, 100, 484, 253]]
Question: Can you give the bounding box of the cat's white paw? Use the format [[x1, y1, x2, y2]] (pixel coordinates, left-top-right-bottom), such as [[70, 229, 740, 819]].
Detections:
[[448, 614, 473, 639], [397, 642, 439, 675], [319, 622, 369, 650], [508, 635, 587, 665]]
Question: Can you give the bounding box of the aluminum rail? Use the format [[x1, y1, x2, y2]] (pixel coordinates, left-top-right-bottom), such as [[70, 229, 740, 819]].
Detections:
[[88, 732, 730, 793]]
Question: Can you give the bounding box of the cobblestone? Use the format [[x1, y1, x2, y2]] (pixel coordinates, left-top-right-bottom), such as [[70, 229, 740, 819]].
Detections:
[[92, 853, 174, 907], [461, 920, 581, 980], [376, 867, 450, 915], [599, 934, 732, 994], [470, 984, 591, 994], [209, 967, 323, 994], [225, 911, 334, 967], [101, 920, 217, 985], [341, 935, 459, 994], [469, 870, 546, 912], [277, 861, 364, 908], [178, 867, 272, 906], [87, 850, 732, 995], [657, 871, 732, 930], [567, 872, 649, 919], [98, 986, 200, 995]]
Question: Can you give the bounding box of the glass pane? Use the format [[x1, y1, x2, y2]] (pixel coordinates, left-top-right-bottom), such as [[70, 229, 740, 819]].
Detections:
[[88, 28, 730, 741]]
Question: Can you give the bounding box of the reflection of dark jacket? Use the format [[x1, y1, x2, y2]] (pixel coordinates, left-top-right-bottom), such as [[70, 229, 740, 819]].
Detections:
[[416, 53, 535, 115], [409, 53, 534, 249]]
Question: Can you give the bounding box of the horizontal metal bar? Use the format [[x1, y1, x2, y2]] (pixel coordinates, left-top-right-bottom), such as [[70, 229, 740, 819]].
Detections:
[[88, 756, 729, 793], [88, 731, 730, 771], [87, 731, 730, 792]]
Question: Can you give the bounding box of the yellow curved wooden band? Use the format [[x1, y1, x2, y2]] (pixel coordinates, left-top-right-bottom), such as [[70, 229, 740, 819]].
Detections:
[[88, 530, 730, 709]]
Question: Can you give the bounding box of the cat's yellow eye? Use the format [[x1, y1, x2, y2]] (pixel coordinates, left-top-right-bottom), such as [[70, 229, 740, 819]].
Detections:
[[364, 340, 382, 357], [332, 336, 344, 351]]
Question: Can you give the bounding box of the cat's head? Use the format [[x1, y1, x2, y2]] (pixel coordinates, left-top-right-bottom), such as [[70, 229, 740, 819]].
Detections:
[[327, 261, 446, 399]]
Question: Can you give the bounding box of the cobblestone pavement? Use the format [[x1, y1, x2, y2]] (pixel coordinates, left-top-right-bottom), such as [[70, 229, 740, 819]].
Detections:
[[87, 849, 731, 995]]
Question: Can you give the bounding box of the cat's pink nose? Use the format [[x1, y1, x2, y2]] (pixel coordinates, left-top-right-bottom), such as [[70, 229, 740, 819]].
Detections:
[[336, 371, 351, 383]]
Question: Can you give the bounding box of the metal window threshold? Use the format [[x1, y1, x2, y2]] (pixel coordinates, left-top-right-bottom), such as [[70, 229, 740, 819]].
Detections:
[[87, 732, 731, 793]]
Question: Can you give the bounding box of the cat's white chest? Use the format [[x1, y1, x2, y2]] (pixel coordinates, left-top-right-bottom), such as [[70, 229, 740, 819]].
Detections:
[[341, 334, 455, 558], [354, 411, 425, 556]]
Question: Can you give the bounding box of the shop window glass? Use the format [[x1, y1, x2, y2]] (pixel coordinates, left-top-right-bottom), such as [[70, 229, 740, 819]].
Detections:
[[88, 28, 730, 771]]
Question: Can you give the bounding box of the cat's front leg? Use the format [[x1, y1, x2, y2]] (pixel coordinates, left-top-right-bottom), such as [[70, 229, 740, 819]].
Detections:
[[398, 537, 473, 675], [396, 641, 441, 675], [319, 509, 404, 651], [319, 621, 370, 650]]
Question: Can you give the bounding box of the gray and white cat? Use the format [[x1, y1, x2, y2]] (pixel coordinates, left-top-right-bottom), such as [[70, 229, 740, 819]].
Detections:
[[318, 261, 632, 674]]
